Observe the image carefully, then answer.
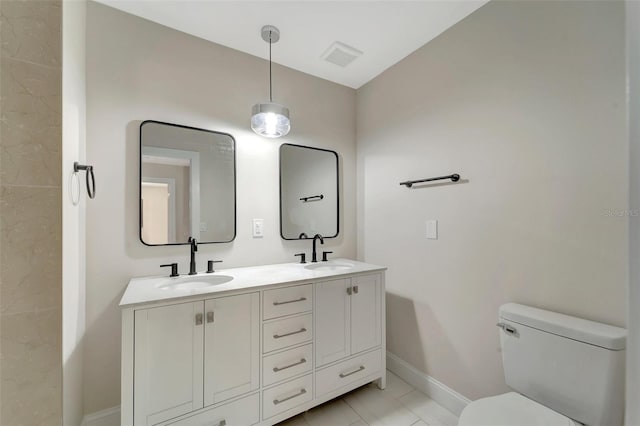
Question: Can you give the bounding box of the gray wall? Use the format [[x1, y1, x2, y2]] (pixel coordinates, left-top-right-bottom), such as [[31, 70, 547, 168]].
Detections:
[[357, 0, 627, 400], [627, 0, 640, 424], [85, 2, 357, 414], [0, 0, 63, 424]]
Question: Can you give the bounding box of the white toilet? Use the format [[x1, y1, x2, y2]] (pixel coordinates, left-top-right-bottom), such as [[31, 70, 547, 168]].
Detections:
[[459, 303, 626, 426]]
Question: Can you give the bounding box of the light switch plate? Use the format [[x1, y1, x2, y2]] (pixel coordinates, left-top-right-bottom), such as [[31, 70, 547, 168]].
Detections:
[[426, 220, 438, 239], [253, 219, 264, 238]]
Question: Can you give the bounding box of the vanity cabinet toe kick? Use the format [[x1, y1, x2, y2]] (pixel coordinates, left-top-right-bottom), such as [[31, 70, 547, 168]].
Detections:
[[121, 266, 386, 426]]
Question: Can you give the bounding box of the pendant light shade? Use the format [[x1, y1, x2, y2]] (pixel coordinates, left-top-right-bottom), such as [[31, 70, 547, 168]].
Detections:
[[251, 25, 290, 138], [251, 102, 290, 138]]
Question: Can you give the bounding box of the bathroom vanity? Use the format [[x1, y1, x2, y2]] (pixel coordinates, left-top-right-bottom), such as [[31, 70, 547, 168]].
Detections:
[[120, 259, 386, 426]]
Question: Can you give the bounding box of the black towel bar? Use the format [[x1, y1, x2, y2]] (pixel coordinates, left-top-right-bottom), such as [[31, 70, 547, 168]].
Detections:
[[400, 174, 460, 188], [300, 194, 324, 202]]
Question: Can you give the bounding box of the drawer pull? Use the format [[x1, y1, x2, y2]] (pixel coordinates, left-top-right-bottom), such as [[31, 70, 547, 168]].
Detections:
[[273, 327, 307, 339], [273, 297, 307, 306], [195, 313, 203, 325], [273, 358, 307, 372], [207, 311, 214, 323], [214, 420, 226, 426], [273, 388, 307, 405], [339, 365, 365, 378], [347, 287, 352, 296], [353, 285, 359, 294]]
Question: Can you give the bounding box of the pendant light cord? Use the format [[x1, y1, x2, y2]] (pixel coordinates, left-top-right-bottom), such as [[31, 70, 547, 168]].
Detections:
[[269, 30, 273, 102]]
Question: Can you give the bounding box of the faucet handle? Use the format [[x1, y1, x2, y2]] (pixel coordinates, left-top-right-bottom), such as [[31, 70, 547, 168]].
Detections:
[[207, 260, 223, 273], [321, 251, 333, 262], [160, 263, 179, 277], [294, 253, 307, 264]]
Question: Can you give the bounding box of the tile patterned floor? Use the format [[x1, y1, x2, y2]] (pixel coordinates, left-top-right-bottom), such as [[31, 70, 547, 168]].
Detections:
[[276, 371, 459, 426]]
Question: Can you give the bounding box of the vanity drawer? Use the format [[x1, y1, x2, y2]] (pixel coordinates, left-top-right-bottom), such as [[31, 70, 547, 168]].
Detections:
[[262, 374, 313, 419], [164, 392, 259, 425], [316, 349, 382, 398], [263, 344, 313, 386], [263, 314, 313, 353], [263, 284, 313, 320]]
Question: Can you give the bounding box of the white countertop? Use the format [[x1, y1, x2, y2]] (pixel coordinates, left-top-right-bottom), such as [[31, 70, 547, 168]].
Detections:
[[119, 258, 386, 308]]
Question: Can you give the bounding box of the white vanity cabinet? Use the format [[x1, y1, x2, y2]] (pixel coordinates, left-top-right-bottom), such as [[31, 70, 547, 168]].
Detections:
[[131, 292, 259, 425], [204, 293, 260, 405], [133, 301, 204, 425], [315, 274, 382, 367], [121, 260, 386, 426]]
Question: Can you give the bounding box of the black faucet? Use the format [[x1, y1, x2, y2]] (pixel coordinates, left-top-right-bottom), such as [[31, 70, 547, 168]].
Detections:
[[207, 260, 223, 273], [188, 237, 198, 275], [311, 234, 324, 262], [160, 262, 179, 277]]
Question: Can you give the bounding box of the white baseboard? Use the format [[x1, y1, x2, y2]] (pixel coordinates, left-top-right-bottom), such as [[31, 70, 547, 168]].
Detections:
[[81, 406, 120, 426], [386, 351, 471, 416]]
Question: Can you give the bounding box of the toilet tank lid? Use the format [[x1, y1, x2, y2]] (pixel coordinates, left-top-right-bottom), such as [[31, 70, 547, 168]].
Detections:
[[499, 303, 626, 350]]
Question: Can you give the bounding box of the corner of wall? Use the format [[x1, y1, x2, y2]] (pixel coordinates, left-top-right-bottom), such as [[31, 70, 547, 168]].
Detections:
[[62, 0, 88, 424], [625, 0, 640, 424]]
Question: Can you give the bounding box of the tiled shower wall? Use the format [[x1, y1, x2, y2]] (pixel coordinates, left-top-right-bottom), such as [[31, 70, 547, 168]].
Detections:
[[0, 0, 63, 424]]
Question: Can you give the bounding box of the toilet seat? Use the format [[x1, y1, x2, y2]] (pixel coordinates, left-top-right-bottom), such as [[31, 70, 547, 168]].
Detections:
[[458, 392, 581, 426]]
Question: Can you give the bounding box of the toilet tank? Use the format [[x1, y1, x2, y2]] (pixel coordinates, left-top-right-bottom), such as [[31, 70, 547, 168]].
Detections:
[[498, 303, 626, 426]]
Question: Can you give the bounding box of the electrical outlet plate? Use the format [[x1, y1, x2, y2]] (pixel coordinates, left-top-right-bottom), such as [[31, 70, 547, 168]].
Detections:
[[253, 219, 264, 238], [426, 220, 438, 239]]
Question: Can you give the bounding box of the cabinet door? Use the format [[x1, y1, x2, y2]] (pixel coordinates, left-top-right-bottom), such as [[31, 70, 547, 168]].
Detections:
[[315, 278, 351, 367], [134, 301, 204, 426], [204, 292, 260, 406], [351, 274, 382, 355]]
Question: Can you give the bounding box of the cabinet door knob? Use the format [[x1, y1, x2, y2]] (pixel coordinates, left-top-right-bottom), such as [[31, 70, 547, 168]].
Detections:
[[347, 287, 352, 296], [195, 313, 203, 325], [207, 312, 214, 323], [353, 285, 359, 294]]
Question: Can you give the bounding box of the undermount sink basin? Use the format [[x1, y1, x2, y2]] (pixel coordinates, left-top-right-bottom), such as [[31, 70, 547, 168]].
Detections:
[[156, 274, 234, 291], [304, 261, 354, 272]]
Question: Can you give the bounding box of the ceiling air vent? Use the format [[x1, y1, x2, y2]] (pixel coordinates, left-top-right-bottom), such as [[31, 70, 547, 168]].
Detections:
[[321, 41, 363, 67]]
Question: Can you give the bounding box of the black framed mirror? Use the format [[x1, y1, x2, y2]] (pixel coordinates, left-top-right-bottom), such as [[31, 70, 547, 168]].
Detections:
[[279, 143, 339, 240], [139, 120, 236, 246]]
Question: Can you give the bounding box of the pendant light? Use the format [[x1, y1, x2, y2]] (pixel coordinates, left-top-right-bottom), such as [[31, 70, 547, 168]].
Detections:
[[251, 25, 291, 138]]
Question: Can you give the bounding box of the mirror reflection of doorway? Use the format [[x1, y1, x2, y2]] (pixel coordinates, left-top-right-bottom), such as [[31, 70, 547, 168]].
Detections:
[[141, 146, 200, 242], [141, 179, 176, 244]]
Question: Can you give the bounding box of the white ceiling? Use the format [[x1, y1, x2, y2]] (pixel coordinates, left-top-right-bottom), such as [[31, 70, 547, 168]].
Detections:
[[95, 1, 488, 89]]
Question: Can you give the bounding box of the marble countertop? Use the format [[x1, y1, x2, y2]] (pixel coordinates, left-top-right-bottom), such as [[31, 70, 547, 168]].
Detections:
[[119, 258, 386, 308]]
